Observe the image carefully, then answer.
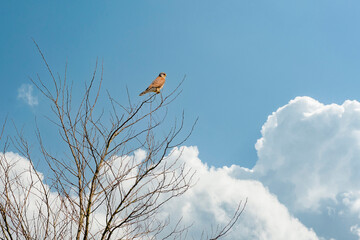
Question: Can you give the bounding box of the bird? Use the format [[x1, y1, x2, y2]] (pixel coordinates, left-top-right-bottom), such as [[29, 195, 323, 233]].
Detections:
[[139, 72, 167, 96]]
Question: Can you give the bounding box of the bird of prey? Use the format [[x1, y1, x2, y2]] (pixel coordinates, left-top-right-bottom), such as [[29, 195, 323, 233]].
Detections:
[[139, 72, 167, 96]]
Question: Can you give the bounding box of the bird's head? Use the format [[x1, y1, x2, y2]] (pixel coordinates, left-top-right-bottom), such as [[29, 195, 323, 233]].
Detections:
[[159, 72, 167, 78]]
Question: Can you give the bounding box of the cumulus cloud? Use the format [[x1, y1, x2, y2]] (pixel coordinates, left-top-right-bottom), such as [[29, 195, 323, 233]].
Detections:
[[0, 147, 319, 240], [159, 147, 319, 240], [253, 97, 360, 212], [227, 96, 360, 239], [0, 152, 68, 238], [351, 224, 360, 239], [17, 83, 38, 106], [7, 96, 360, 239]]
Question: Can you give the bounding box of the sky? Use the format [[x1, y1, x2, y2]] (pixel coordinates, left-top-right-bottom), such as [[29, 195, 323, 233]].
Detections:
[[2, 1, 360, 239]]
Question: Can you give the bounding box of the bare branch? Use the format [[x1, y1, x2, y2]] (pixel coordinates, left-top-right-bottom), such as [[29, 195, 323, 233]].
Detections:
[[0, 43, 246, 240]]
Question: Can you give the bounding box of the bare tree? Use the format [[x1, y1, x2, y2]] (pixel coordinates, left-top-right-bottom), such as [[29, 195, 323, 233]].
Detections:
[[0, 43, 246, 240]]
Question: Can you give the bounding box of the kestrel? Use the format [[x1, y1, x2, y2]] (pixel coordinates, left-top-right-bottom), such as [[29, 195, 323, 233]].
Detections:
[[139, 72, 167, 96]]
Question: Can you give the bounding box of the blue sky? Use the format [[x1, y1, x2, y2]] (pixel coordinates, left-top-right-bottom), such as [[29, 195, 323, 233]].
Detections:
[[3, 0, 360, 168], [2, 1, 360, 239]]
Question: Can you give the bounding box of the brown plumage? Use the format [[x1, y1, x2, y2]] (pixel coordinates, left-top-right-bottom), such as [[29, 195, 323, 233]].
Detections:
[[139, 73, 167, 96]]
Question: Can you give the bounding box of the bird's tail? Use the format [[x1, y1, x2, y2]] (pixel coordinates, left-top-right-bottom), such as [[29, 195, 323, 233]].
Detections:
[[139, 89, 149, 96]]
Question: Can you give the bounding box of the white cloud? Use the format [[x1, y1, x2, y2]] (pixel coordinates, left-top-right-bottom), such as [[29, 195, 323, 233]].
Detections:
[[0, 152, 68, 238], [7, 96, 360, 239], [351, 224, 360, 239], [0, 148, 319, 240], [226, 96, 360, 239], [159, 147, 319, 240], [252, 97, 360, 211], [17, 83, 38, 106]]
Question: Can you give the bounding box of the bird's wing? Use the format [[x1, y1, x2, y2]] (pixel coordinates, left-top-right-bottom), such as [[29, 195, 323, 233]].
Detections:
[[148, 77, 165, 89]]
